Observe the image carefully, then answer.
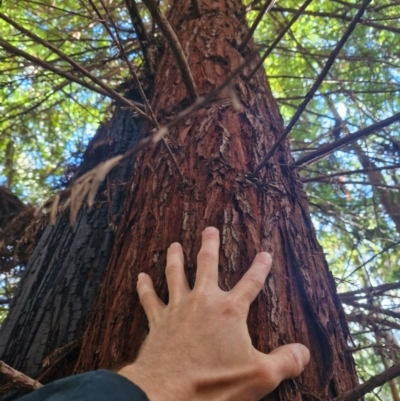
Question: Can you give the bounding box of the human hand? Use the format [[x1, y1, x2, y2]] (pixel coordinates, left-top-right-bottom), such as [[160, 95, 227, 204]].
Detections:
[[118, 226, 310, 401]]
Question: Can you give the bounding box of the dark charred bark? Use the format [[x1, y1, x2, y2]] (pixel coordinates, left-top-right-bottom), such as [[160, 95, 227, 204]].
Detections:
[[0, 105, 143, 399], [75, 0, 359, 400]]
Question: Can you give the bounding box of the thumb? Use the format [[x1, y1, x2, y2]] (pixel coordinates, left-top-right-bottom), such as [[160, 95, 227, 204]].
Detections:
[[267, 343, 310, 382]]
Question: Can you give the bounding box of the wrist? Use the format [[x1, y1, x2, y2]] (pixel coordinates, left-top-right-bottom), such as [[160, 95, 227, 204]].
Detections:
[[117, 363, 193, 401]]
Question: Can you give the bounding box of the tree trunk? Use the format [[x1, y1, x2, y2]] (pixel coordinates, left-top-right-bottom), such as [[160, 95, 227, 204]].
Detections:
[[0, 104, 143, 398], [75, 0, 359, 400]]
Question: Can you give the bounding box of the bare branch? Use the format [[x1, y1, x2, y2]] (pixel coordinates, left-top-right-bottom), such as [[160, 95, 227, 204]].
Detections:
[[238, 0, 276, 52], [340, 241, 400, 282], [0, 13, 146, 117], [0, 360, 43, 390], [246, 0, 313, 80], [269, 6, 400, 36], [343, 299, 400, 320], [142, 0, 198, 102], [302, 163, 400, 183], [249, 0, 372, 177], [331, 364, 400, 401], [339, 282, 400, 302], [0, 39, 114, 100], [292, 112, 400, 168]]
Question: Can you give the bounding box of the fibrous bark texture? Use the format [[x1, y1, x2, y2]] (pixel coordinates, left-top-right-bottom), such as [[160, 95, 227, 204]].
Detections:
[[0, 106, 142, 398], [76, 0, 359, 400]]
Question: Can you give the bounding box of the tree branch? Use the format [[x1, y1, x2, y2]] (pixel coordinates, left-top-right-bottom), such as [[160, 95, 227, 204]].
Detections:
[[339, 282, 400, 302], [343, 299, 400, 320], [331, 364, 400, 401], [301, 163, 400, 183], [246, 0, 312, 80], [0, 360, 43, 391], [238, 0, 276, 52], [249, 0, 372, 177], [292, 112, 400, 168], [124, 0, 153, 75], [0, 13, 146, 117], [142, 0, 198, 102]]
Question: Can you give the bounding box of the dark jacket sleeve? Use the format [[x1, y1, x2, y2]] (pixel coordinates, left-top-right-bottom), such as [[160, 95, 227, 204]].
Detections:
[[17, 370, 149, 401]]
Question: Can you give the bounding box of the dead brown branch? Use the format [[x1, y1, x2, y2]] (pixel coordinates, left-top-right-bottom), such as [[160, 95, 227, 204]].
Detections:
[[0, 360, 43, 391], [331, 364, 400, 401]]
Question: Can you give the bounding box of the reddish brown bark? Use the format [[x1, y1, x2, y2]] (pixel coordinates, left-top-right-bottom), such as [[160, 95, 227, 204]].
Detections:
[[76, 0, 359, 399]]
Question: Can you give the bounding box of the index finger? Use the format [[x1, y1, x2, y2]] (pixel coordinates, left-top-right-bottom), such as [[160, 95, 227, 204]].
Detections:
[[229, 252, 272, 305]]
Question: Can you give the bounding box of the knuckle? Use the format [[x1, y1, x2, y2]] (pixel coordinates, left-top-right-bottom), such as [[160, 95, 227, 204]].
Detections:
[[165, 262, 181, 276], [197, 249, 216, 263], [138, 288, 153, 304], [245, 272, 264, 288]]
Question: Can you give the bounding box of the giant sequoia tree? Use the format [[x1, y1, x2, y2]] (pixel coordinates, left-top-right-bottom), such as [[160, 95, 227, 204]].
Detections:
[[1, 0, 400, 400]]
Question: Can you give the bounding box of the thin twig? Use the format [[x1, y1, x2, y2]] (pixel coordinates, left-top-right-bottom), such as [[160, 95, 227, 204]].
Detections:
[[301, 163, 400, 183], [0, 360, 43, 390], [343, 299, 400, 320], [341, 241, 400, 282], [246, 0, 313, 80], [292, 112, 400, 168], [331, 364, 400, 401], [239, 0, 276, 52], [339, 282, 400, 301], [142, 0, 198, 102], [0, 14, 145, 117], [316, 180, 400, 191], [249, 0, 372, 177], [0, 39, 112, 100]]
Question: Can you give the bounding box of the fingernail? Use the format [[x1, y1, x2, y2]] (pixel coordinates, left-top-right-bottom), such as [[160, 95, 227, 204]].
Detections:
[[203, 226, 218, 234], [169, 242, 181, 249], [138, 272, 145, 280], [257, 252, 272, 263], [296, 344, 310, 367]]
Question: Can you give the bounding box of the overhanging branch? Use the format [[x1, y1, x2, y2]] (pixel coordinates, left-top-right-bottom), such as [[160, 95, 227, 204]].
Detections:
[[246, 0, 312, 79], [249, 0, 372, 177], [0, 360, 43, 390], [238, 0, 276, 52], [0, 13, 145, 117], [142, 0, 198, 102], [292, 112, 400, 168], [302, 163, 400, 183], [331, 364, 400, 401]]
